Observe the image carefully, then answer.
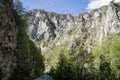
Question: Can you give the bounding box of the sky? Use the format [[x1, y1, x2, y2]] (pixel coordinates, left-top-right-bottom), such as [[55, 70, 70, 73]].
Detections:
[[20, 0, 120, 16]]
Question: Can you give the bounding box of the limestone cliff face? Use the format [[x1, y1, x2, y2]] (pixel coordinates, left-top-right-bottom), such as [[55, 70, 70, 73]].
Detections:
[[0, 0, 18, 80], [27, 2, 120, 52]]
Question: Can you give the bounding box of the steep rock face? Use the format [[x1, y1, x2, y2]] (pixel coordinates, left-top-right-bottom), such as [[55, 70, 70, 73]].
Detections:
[[27, 2, 120, 52], [0, 0, 45, 80], [0, 0, 18, 80]]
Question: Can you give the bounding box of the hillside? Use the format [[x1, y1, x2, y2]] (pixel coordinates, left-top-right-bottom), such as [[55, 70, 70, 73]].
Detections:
[[0, 0, 44, 80], [27, 2, 120, 71], [0, 0, 120, 80]]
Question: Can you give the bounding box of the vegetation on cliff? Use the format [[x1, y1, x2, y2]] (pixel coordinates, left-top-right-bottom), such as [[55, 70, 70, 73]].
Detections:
[[10, 0, 45, 80], [48, 35, 120, 80], [1, 0, 118, 80]]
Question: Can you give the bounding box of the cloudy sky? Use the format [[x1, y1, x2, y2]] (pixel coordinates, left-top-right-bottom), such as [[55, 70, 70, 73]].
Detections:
[[87, 0, 120, 10], [20, 0, 120, 16]]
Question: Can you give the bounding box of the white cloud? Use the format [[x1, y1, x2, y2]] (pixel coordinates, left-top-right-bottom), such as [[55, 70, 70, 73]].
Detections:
[[87, 0, 120, 10]]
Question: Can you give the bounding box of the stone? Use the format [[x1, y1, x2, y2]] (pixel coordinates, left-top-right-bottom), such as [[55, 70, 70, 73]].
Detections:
[[27, 2, 120, 52], [35, 74, 54, 80], [0, 0, 18, 80]]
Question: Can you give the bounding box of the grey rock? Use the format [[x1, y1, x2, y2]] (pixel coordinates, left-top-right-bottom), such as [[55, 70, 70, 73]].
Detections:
[[27, 2, 120, 52], [35, 74, 54, 80], [0, 0, 18, 80]]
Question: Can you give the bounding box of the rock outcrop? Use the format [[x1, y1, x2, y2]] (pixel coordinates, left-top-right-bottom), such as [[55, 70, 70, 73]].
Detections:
[[27, 2, 120, 52], [0, 0, 18, 80]]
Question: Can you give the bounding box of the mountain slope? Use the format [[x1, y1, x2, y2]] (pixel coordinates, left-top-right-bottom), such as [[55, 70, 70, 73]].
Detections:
[[27, 2, 120, 52], [27, 2, 120, 72]]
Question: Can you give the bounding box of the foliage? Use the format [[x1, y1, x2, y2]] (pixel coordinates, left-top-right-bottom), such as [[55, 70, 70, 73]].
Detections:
[[92, 35, 120, 80], [12, 1, 120, 80], [49, 35, 120, 80], [44, 42, 69, 69], [109, 35, 120, 78], [11, 1, 45, 80], [13, 0, 26, 15], [49, 38, 96, 80], [96, 55, 115, 80]]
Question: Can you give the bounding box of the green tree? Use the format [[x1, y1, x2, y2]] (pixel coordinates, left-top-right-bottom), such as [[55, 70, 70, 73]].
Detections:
[[69, 46, 95, 80], [11, 1, 45, 79], [98, 55, 115, 80], [54, 53, 70, 80], [13, 0, 26, 15], [109, 35, 120, 79], [49, 38, 96, 80]]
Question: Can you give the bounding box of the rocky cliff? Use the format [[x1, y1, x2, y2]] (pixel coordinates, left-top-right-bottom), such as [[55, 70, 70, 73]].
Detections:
[[26, 2, 120, 72], [0, 0, 44, 80], [27, 2, 120, 52], [0, 0, 18, 80]]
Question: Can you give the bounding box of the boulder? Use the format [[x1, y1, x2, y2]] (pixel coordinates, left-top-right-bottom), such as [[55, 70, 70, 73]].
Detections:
[[35, 74, 54, 80]]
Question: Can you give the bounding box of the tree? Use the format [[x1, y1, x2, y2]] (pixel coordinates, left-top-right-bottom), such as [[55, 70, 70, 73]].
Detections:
[[11, 1, 45, 79], [54, 53, 70, 80], [109, 35, 120, 79], [69, 46, 96, 80], [49, 41, 96, 80], [13, 0, 26, 15], [49, 37, 97, 80], [98, 55, 115, 80]]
